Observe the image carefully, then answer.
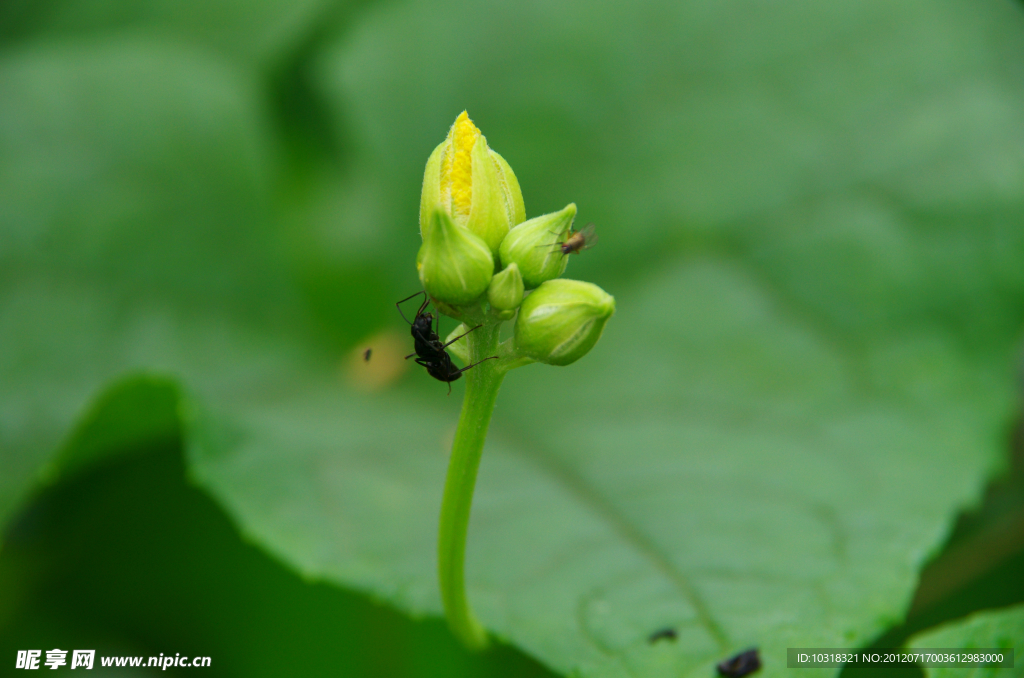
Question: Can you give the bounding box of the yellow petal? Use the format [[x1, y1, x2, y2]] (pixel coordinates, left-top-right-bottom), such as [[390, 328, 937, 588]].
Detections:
[[441, 111, 480, 222]]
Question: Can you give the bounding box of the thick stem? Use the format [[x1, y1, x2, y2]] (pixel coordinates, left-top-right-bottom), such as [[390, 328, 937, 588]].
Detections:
[[437, 322, 503, 650]]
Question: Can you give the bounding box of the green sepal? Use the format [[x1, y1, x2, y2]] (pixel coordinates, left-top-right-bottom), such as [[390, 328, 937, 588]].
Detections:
[[491, 150, 526, 227], [418, 210, 494, 306], [419, 141, 446, 241], [444, 323, 471, 364], [465, 135, 512, 254]]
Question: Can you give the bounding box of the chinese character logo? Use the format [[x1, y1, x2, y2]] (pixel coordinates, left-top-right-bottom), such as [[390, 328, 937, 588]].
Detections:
[[71, 650, 95, 670], [16, 650, 41, 670]]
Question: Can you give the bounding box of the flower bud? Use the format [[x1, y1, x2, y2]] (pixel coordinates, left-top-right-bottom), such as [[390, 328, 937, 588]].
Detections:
[[487, 263, 525, 312], [418, 209, 494, 305], [498, 203, 576, 289], [514, 279, 615, 366], [420, 112, 525, 254]]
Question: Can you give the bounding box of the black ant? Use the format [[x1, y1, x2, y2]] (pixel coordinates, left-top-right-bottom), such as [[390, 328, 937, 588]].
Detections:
[[395, 291, 497, 394], [538, 223, 598, 256]]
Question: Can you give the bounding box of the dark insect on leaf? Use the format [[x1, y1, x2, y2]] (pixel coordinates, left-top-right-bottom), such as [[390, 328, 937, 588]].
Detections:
[[648, 627, 677, 644], [363, 348, 372, 362], [717, 648, 760, 678]]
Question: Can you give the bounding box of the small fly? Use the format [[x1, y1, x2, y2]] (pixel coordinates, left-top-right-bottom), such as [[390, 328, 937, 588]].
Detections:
[[555, 222, 598, 256], [363, 348, 372, 362], [538, 223, 599, 256]]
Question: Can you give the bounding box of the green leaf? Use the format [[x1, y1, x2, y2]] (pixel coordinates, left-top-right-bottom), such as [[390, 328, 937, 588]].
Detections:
[[0, 0, 334, 67], [0, 38, 303, 526], [907, 605, 1024, 678], [50, 374, 181, 483], [186, 257, 1016, 678], [0, 432, 558, 678]]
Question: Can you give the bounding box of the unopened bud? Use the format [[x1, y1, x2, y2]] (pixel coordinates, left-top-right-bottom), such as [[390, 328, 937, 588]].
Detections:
[[420, 112, 525, 254], [418, 210, 494, 306], [498, 203, 576, 289], [514, 279, 614, 366], [487, 263, 525, 312]]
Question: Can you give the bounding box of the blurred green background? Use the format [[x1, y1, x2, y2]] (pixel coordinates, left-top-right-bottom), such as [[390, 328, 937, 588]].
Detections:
[[2, 0, 1024, 676]]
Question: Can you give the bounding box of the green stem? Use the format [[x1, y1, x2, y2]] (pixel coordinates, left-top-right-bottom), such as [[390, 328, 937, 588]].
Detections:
[[437, 322, 504, 650]]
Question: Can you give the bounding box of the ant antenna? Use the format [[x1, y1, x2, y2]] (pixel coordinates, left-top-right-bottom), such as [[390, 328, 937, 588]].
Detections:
[[395, 290, 428, 325]]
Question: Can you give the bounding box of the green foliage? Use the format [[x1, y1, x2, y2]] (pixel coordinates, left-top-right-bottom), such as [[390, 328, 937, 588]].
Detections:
[[907, 605, 1024, 678], [0, 0, 332, 66], [0, 437, 554, 678], [2, 0, 1024, 676]]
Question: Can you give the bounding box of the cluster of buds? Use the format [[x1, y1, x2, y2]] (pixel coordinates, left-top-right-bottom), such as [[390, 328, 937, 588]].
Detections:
[[417, 112, 613, 366]]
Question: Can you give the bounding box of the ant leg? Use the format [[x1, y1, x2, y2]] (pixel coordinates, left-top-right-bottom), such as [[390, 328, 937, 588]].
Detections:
[[441, 324, 483, 349], [404, 351, 417, 360], [447, 381, 452, 396], [450, 355, 498, 376], [395, 290, 427, 324], [396, 290, 426, 305]]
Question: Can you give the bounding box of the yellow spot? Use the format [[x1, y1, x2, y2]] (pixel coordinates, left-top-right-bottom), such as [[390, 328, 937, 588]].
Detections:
[[344, 329, 409, 392], [442, 111, 480, 220]]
